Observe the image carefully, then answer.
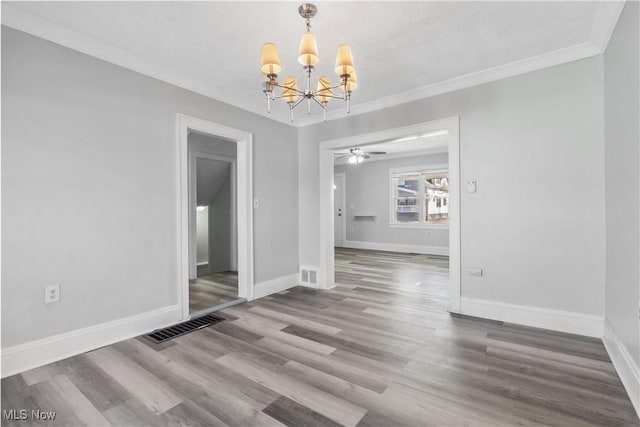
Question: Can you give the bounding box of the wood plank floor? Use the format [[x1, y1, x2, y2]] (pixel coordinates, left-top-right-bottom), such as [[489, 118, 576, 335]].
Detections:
[[190, 271, 239, 313], [2, 248, 637, 426]]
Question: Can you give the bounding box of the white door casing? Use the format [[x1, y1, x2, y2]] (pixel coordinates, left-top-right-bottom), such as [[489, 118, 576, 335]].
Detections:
[[177, 114, 254, 320]]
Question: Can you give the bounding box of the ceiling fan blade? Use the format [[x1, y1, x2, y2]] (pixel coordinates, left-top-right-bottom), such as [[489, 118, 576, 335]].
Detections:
[[333, 152, 350, 156], [334, 154, 350, 160], [362, 154, 371, 159], [365, 151, 387, 155]]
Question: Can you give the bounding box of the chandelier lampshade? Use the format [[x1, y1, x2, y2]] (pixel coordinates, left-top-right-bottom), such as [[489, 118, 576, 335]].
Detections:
[[260, 3, 358, 122], [298, 33, 319, 66], [346, 70, 358, 92], [260, 43, 282, 75], [317, 76, 333, 102], [334, 44, 355, 77], [281, 76, 299, 104]]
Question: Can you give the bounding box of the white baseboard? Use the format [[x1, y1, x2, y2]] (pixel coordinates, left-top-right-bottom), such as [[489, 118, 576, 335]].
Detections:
[[254, 273, 298, 299], [603, 320, 640, 417], [341, 240, 448, 256], [460, 297, 604, 338], [1, 305, 181, 378]]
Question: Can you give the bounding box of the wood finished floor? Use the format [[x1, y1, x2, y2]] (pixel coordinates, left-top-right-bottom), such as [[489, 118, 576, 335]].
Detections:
[[190, 271, 239, 313], [1, 248, 638, 426]]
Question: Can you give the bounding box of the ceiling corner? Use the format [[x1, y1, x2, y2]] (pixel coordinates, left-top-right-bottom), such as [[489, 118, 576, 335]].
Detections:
[[589, 1, 626, 53]]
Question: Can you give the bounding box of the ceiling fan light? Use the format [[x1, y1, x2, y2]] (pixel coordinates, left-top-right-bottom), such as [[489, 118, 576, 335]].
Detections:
[[335, 44, 355, 76], [317, 75, 333, 102], [348, 155, 357, 164], [298, 32, 319, 66], [282, 76, 299, 103], [260, 42, 282, 75]]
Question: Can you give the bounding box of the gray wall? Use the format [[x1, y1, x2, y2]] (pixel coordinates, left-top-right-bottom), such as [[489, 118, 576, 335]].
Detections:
[[1, 27, 298, 348], [300, 56, 605, 316], [209, 171, 232, 273], [604, 2, 639, 365], [334, 153, 449, 248]]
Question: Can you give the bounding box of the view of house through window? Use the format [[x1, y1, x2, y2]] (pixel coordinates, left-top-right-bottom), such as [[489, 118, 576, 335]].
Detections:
[[391, 170, 449, 225]]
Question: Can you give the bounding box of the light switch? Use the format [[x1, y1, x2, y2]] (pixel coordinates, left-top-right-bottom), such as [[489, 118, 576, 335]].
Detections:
[[467, 180, 477, 193], [468, 268, 483, 276]]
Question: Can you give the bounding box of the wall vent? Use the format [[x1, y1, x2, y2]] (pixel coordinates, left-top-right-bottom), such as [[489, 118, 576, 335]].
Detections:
[[299, 266, 319, 286]]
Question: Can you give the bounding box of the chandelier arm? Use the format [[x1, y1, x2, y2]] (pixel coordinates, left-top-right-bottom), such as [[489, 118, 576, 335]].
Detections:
[[311, 97, 325, 108], [270, 82, 306, 95], [291, 97, 306, 109], [324, 94, 350, 100], [327, 83, 346, 90]]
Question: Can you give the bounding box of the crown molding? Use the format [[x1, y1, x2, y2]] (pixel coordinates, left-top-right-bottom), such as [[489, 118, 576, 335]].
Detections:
[[297, 41, 603, 127], [297, 2, 625, 127], [1, 3, 295, 127], [589, 1, 626, 52], [2, 2, 625, 129]]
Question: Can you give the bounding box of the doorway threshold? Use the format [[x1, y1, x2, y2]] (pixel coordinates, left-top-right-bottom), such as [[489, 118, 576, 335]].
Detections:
[[190, 297, 246, 319]]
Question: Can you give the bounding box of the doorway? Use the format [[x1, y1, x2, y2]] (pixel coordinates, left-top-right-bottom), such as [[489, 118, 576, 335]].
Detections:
[[177, 114, 254, 321], [319, 116, 461, 312], [189, 151, 239, 314]]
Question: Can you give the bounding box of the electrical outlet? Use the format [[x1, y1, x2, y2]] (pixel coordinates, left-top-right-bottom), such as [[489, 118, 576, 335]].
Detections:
[[45, 284, 60, 304], [468, 268, 483, 277]]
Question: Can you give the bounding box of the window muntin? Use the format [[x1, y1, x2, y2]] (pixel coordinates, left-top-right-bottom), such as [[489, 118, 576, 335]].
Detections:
[[391, 170, 449, 225]]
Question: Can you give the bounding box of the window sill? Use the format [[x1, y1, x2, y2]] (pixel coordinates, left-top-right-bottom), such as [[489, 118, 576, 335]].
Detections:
[[389, 223, 449, 230]]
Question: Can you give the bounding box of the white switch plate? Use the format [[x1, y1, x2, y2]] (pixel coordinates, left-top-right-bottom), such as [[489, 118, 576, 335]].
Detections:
[[468, 268, 483, 276], [45, 284, 60, 304], [467, 180, 477, 193]]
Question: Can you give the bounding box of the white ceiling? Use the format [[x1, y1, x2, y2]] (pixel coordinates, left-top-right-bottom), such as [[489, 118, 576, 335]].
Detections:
[[2, 1, 624, 126]]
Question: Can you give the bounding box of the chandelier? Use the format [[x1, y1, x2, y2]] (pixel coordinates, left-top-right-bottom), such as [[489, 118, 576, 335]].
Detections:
[[260, 3, 358, 122]]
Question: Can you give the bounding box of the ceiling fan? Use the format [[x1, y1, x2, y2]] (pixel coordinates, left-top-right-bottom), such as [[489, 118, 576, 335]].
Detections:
[[334, 148, 387, 164]]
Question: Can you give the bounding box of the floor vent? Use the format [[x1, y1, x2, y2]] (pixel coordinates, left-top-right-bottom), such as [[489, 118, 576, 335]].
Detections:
[[143, 314, 225, 343], [300, 266, 318, 285]]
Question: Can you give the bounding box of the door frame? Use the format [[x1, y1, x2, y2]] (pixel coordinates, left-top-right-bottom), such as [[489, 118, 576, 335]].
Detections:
[[188, 150, 237, 279], [318, 116, 461, 313], [333, 172, 347, 247], [177, 114, 254, 321]]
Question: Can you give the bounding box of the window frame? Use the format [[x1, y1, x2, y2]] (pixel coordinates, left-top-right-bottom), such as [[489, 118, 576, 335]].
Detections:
[[388, 164, 450, 230]]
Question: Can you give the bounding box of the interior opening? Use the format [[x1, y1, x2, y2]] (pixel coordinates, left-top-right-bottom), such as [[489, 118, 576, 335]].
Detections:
[[332, 130, 451, 310], [188, 132, 242, 315]]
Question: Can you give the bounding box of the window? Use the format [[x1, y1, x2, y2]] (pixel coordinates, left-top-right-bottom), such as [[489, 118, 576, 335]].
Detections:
[[390, 169, 449, 226]]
